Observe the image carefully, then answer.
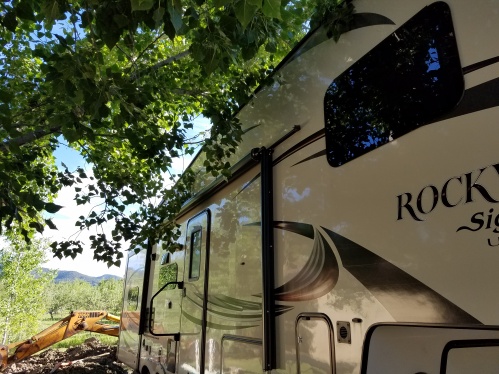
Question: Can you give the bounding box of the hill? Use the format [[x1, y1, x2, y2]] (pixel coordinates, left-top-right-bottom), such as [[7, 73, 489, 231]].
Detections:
[[43, 268, 122, 285]]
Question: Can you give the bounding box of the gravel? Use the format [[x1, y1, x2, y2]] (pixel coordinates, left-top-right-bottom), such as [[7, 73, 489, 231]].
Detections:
[[4, 338, 132, 374]]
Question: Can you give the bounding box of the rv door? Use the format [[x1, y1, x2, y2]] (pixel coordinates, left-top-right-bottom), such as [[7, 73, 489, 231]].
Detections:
[[117, 242, 150, 370], [177, 210, 211, 374]]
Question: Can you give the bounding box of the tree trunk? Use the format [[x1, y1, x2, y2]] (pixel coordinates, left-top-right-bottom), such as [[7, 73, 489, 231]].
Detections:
[[2, 316, 9, 345]]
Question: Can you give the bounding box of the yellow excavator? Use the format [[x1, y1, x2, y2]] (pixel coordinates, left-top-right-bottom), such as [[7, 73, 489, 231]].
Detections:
[[0, 310, 120, 371]]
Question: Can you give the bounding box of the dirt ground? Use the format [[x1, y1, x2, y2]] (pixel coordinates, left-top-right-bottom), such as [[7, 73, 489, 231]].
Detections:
[[4, 338, 133, 374]]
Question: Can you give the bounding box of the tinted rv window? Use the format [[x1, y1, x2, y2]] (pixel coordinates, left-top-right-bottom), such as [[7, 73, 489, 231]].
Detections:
[[189, 228, 202, 280], [324, 2, 463, 167]]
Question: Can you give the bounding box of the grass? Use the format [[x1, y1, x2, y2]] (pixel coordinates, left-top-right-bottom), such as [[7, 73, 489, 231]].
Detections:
[[38, 313, 119, 349], [50, 333, 118, 349]]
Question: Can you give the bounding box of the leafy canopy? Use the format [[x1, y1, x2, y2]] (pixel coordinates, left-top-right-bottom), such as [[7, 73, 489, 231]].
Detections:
[[0, 0, 352, 266]]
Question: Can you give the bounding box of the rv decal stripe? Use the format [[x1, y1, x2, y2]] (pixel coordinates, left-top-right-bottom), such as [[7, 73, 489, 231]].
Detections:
[[273, 129, 325, 166], [185, 294, 204, 310], [204, 302, 292, 320], [244, 221, 315, 239], [273, 223, 339, 301], [273, 221, 315, 239], [211, 295, 262, 310], [206, 321, 260, 330], [321, 227, 481, 324], [194, 293, 294, 322], [242, 123, 261, 134], [350, 12, 395, 28], [437, 77, 499, 122], [205, 306, 262, 320], [181, 310, 259, 330], [292, 150, 326, 167], [235, 173, 261, 198], [206, 296, 245, 311], [286, 13, 395, 66], [275, 305, 295, 315], [462, 56, 499, 75]]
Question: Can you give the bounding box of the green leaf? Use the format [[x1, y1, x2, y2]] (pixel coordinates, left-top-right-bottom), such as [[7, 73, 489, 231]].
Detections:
[[42, 0, 62, 24], [15, 2, 36, 22], [29, 222, 44, 234], [173, 0, 183, 12], [3, 10, 18, 32], [113, 14, 130, 28], [153, 7, 165, 27], [44, 202, 63, 214], [167, 2, 184, 33], [0, 89, 13, 104], [163, 18, 176, 40], [214, 0, 232, 7], [189, 43, 204, 61], [265, 39, 277, 53], [81, 11, 93, 28], [45, 219, 58, 230], [131, 0, 155, 11], [247, 0, 262, 7], [241, 43, 258, 60], [262, 0, 281, 19], [65, 80, 76, 96], [234, 0, 258, 28], [203, 46, 220, 74], [102, 29, 121, 49], [54, 34, 67, 47]]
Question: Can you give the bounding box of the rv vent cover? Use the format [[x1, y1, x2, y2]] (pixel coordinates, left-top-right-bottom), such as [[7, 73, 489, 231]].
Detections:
[[337, 321, 351, 344]]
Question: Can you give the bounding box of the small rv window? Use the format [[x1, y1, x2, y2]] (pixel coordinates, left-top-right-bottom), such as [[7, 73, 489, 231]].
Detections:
[[127, 286, 139, 311], [160, 252, 170, 265], [189, 228, 202, 280], [324, 2, 463, 167], [159, 262, 178, 290]]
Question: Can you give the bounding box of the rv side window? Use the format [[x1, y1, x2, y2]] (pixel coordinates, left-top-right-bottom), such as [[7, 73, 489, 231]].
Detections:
[[127, 286, 139, 311], [159, 262, 178, 290], [189, 228, 202, 280], [324, 2, 463, 167]]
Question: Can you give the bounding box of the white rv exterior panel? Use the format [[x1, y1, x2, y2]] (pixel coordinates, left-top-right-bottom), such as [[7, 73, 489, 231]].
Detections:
[[118, 0, 499, 373]]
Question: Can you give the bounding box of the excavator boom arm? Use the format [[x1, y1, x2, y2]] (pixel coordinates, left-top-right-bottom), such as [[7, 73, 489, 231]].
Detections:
[[0, 310, 119, 371]]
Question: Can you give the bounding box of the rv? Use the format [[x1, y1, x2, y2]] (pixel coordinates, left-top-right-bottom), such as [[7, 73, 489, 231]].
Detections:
[[117, 0, 499, 372]]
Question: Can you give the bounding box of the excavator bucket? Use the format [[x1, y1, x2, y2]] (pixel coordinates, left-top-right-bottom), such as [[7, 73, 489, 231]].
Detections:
[[0, 345, 7, 371]]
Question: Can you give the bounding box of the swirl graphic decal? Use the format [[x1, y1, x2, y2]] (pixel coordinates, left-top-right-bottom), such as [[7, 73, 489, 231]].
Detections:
[[273, 221, 339, 301], [321, 227, 481, 324]]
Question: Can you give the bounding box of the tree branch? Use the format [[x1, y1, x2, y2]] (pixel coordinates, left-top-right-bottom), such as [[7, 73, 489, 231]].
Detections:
[[0, 126, 61, 153], [1, 50, 193, 153], [131, 50, 190, 80]]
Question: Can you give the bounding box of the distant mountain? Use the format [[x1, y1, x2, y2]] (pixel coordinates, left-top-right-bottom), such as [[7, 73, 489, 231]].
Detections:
[[43, 268, 122, 285]]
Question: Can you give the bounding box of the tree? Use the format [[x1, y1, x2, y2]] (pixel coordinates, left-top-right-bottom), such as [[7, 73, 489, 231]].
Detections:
[[0, 0, 353, 265], [48, 280, 101, 314], [96, 278, 124, 314], [0, 235, 55, 344], [46, 278, 124, 317]]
